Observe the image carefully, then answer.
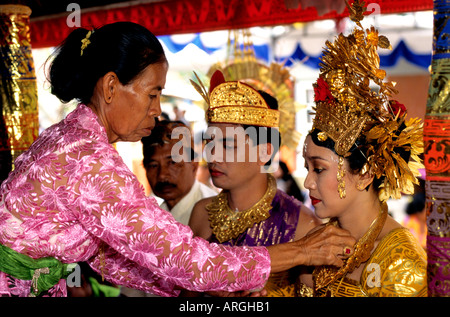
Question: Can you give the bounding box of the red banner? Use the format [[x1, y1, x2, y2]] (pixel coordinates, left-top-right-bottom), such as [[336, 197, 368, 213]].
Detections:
[[30, 0, 433, 48]]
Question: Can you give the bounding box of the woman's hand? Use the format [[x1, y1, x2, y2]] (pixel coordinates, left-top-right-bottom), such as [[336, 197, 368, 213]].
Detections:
[[267, 224, 356, 272]]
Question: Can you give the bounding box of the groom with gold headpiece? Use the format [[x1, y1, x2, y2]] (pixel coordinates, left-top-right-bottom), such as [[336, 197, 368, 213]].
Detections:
[[188, 70, 321, 297]]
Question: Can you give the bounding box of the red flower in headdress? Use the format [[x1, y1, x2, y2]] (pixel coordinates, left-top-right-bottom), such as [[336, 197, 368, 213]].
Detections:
[[314, 77, 334, 103], [390, 100, 407, 117]]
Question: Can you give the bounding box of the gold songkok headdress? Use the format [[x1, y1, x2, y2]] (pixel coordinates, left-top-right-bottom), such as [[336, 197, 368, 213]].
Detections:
[[191, 70, 280, 128], [311, 0, 423, 201]]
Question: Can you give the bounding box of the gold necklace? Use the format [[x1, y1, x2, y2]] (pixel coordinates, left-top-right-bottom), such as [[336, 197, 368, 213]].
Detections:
[[206, 174, 277, 243], [313, 202, 388, 296]]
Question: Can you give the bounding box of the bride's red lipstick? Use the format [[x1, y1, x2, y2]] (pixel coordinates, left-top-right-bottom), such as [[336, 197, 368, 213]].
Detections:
[[310, 196, 321, 206]]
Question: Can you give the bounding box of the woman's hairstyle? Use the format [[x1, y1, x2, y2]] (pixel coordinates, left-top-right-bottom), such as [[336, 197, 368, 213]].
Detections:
[[47, 22, 166, 104], [309, 127, 412, 193]]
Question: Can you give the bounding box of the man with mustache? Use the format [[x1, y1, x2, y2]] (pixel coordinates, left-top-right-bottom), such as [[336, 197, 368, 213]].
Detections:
[[142, 120, 217, 226]]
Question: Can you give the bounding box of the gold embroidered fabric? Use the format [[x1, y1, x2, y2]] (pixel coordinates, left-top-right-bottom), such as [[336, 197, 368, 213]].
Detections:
[[296, 282, 314, 297], [306, 228, 427, 297], [206, 174, 277, 243]]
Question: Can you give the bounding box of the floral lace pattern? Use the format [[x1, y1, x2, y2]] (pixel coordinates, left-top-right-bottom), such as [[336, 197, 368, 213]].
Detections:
[[0, 104, 270, 297]]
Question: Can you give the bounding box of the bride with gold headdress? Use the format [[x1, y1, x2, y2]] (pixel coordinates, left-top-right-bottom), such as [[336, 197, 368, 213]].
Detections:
[[298, 0, 427, 297]]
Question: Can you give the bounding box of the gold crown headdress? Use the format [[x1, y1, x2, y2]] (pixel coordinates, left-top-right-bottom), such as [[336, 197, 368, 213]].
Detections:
[[80, 30, 94, 56], [191, 70, 280, 128], [311, 0, 423, 201]]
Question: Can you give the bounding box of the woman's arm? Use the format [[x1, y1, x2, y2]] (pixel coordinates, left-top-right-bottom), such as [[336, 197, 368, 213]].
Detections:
[[71, 152, 270, 296], [63, 139, 355, 296]]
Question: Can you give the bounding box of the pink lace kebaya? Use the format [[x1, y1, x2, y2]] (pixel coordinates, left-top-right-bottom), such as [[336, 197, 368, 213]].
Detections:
[[0, 104, 270, 297]]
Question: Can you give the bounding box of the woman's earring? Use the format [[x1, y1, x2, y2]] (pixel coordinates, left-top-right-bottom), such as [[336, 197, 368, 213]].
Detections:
[[337, 156, 346, 199], [356, 183, 365, 191]]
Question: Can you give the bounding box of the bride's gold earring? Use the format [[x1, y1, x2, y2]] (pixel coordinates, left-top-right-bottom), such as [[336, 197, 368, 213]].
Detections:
[[337, 156, 346, 199]]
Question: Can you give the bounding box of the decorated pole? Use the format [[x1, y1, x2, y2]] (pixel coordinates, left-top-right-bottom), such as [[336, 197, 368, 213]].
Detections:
[[424, 0, 450, 297], [0, 4, 39, 182]]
